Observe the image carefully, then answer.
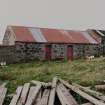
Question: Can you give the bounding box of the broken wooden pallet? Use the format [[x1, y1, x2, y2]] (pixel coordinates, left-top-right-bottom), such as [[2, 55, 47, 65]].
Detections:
[[9, 78, 105, 105]]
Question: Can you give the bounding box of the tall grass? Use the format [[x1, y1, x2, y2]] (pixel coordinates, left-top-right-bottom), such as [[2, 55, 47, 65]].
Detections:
[[0, 57, 105, 94]]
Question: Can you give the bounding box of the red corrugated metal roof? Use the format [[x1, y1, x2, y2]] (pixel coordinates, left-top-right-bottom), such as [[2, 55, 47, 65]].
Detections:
[[68, 31, 90, 44], [10, 26, 98, 44], [41, 29, 96, 44], [12, 26, 35, 42], [41, 28, 70, 43]]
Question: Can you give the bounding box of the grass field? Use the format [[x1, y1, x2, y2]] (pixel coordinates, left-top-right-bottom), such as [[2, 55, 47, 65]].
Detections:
[[1, 57, 105, 95]]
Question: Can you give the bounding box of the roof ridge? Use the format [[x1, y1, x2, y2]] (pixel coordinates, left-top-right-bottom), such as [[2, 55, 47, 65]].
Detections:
[[7, 25, 85, 32]]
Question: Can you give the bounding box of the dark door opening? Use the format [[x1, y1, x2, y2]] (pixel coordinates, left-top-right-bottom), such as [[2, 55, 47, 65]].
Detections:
[[67, 45, 73, 60], [45, 45, 52, 60]]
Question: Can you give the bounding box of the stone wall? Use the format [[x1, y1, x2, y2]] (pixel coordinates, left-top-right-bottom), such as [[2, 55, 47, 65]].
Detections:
[[15, 42, 45, 62], [0, 46, 16, 64], [0, 42, 102, 64], [15, 42, 68, 61], [52, 44, 67, 60], [73, 45, 85, 59], [73, 44, 101, 59]]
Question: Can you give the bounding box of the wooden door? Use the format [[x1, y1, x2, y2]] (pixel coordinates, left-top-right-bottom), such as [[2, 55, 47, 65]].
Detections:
[[67, 45, 73, 60], [45, 45, 52, 60]]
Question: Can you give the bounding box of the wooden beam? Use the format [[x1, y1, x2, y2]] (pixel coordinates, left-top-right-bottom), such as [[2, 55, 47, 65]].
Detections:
[[33, 90, 42, 105], [9, 86, 23, 105], [82, 103, 93, 105], [25, 84, 41, 105], [31, 80, 51, 87], [0, 87, 7, 105], [37, 89, 50, 105], [57, 84, 78, 105], [59, 79, 105, 105], [17, 83, 30, 105], [57, 85, 70, 105], [95, 85, 105, 91], [48, 77, 58, 105], [72, 83, 105, 102], [59, 83, 78, 105]]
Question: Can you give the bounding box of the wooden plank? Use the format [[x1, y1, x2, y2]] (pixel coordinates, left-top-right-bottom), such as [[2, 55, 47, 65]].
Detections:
[[60, 79, 105, 105], [82, 103, 93, 105], [17, 83, 30, 105], [48, 77, 58, 105], [25, 84, 41, 105], [0, 86, 5, 100], [59, 83, 78, 105], [56, 85, 70, 105], [72, 83, 105, 102], [37, 89, 50, 105], [9, 86, 23, 105], [0, 87, 7, 105], [57, 84, 78, 105], [33, 90, 42, 105], [95, 85, 105, 91], [31, 80, 51, 87]]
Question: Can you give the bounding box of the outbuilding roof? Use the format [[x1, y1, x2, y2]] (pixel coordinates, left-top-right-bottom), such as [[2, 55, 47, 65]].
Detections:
[[9, 26, 98, 44]]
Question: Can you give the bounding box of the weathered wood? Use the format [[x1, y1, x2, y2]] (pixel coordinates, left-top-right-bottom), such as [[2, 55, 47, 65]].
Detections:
[[82, 103, 93, 105], [60, 79, 105, 105], [59, 83, 78, 105], [0, 87, 7, 105], [17, 83, 30, 105], [1, 83, 7, 87], [9, 86, 23, 105], [57, 84, 78, 105], [57, 85, 71, 105], [33, 90, 42, 105], [72, 83, 105, 102], [31, 80, 51, 87], [95, 85, 105, 91], [37, 89, 50, 105], [103, 80, 105, 83], [48, 77, 58, 105], [25, 84, 41, 105]]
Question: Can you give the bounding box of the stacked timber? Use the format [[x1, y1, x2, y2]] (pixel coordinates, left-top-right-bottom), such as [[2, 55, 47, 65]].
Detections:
[[9, 78, 105, 105], [0, 83, 7, 105]]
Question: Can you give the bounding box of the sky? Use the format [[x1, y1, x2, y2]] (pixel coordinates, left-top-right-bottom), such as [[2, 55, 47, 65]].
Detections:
[[0, 0, 105, 43]]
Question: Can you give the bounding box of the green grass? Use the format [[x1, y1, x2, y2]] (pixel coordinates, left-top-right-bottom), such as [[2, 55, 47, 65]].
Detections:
[[1, 57, 105, 94]]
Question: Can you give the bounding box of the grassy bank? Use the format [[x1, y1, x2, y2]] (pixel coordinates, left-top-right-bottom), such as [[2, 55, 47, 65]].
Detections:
[[0, 57, 105, 94]]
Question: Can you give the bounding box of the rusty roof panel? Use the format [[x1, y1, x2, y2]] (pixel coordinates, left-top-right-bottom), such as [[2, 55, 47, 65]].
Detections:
[[41, 28, 70, 43], [10, 26, 99, 44], [81, 31, 98, 44], [12, 26, 35, 42], [87, 30, 102, 43], [67, 31, 90, 44]]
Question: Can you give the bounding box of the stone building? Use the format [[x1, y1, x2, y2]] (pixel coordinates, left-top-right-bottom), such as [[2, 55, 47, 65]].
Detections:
[[3, 26, 99, 62], [88, 29, 105, 56]]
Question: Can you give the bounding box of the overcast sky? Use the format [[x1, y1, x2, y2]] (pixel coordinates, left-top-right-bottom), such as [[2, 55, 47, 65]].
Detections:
[[0, 0, 105, 43]]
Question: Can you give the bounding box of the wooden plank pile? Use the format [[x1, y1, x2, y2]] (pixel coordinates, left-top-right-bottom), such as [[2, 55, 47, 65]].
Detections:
[[0, 83, 7, 105], [9, 78, 105, 105]]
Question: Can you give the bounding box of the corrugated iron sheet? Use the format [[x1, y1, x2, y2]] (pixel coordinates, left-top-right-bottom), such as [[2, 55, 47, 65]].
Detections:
[[41, 28, 70, 43], [11, 26, 99, 44], [67, 31, 90, 44], [28, 27, 47, 42], [87, 30, 102, 43], [12, 26, 35, 42], [82, 31, 98, 44]]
